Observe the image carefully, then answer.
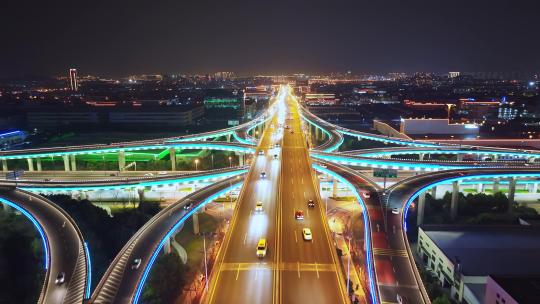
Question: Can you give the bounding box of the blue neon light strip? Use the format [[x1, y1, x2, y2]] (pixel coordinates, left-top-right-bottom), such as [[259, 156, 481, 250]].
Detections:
[[21, 169, 248, 192], [338, 129, 440, 147], [0, 197, 50, 270], [358, 150, 540, 159], [133, 181, 244, 304], [310, 153, 473, 170], [232, 131, 255, 145], [0, 143, 254, 160], [84, 242, 92, 299], [299, 112, 332, 138], [402, 173, 540, 232], [312, 164, 378, 304], [0, 130, 25, 137]]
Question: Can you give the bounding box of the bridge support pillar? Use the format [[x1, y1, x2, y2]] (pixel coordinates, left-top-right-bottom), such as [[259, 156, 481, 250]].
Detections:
[[477, 183, 483, 193], [137, 188, 145, 204], [417, 191, 426, 226], [531, 183, 538, 194], [508, 177, 516, 214], [62, 155, 70, 171], [493, 178, 500, 193], [169, 148, 177, 171], [193, 211, 200, 235], [226, 134, 231, 142], [315, 128, 320, 141], [419, 153, 425, 161], [70, 155, 77, 171], [26, 158, 34, 171], [163, 237, 171, 254], [36, 158, 42, 171], [529, 157, 536, 163], [80, 191, 87, 200], [236, 152, 244, 166], [451, 181, 459, 220], [431, 186, 437, 198], [118, 150, 126, 171], [493, 154, 498, 161], [457, 154, 463, 162], [332, 178, 338, 198], [1, 159, 7, 172]]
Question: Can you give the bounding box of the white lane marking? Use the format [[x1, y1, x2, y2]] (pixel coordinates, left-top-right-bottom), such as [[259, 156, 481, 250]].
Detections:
[[301, 177, 304, 184], [291, 178, 294, 185], [304, 192, 306, 198], [243, 233, 247, 245], [297, 262, 301, 278], [315, 262, 320, 279], [236, 264, 241, 280], [294, 230, 298, 243], [255, 267, 259, 281]]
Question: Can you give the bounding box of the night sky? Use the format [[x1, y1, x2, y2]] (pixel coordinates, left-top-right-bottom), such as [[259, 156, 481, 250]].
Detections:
[[1, 0, 539, 77]]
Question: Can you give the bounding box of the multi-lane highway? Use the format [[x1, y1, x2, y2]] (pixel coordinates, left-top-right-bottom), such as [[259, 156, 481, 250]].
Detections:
[[206, 87, 348, 304], [206, 93, 282, 304]]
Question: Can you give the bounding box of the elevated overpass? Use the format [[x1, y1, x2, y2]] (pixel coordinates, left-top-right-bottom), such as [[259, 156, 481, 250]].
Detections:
[[0, 188, 90, 304]]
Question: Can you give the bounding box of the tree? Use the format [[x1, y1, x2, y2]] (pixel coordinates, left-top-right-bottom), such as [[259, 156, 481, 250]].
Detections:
[[432, 294, 452, 304], [141, 252, 188, 303]]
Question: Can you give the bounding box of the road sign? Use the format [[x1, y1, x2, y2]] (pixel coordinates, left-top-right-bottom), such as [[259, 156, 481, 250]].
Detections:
[[373, 168, 397, 178]]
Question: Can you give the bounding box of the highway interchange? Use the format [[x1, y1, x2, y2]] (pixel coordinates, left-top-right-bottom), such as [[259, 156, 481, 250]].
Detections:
[[1, 85, 540, 304]]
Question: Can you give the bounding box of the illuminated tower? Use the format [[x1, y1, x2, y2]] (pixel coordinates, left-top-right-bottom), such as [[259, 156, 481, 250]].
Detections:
[[69, 68, 78, 91]]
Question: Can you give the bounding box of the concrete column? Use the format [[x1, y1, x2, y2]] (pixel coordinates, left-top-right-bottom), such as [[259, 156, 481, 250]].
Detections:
[[431, 186, 437, 198], [118, 150, 126, 171], [477, 183, 483, 193], [315, 128, 320, 140], [193, 211, 200, 235], [529, 157, 536, 163], [1, 159, 7, 172], [493, 178, 500, 193], [62, 155, 70, 171], [532, 183, 538, 194], [237, 152, 244, 166], [419, 153, 425, 161], [163, 237, 171, 254], [36, 158, 42, 171], [226, 134, 231, 142], [457, 154, 463, 162], [507, 177, 516, 214], [27, 158, 34, 171], [493, 154, 498, 161], [70, 155, 77, 171], [451, 181, 459, 219], [169, 148, 177, 171], [417, 191, 426, 226], [333, 178, 338, 198], [80, 191, 87, 200], [137, 188, 145, 204]]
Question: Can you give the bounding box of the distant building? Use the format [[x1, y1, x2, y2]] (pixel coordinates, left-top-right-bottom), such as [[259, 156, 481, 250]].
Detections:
[[400, 118, 479, 135], [417, 226, 540, 304], [458, 98, 500, 119], [449, 71, 461, 78], [69, 68, 78, 91], [303, 93, 339, 106], [0, 130, 28, 150], [214, 72, 235, 81]]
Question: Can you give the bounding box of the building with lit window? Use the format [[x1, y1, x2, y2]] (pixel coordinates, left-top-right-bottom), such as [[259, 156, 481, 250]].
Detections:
[[69, 68, 78, 91]]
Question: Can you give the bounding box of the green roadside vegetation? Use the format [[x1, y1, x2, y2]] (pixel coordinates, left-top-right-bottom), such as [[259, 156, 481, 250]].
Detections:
[[45, 195, 161, 291], [142, 212, 220, 303], [0, 209, 45, 303], [339, 137, 400, 151]]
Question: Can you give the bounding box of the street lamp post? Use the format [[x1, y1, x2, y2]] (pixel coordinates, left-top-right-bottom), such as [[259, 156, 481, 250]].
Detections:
[[195, 159, 199, 171], [203, 232, 209, 292]]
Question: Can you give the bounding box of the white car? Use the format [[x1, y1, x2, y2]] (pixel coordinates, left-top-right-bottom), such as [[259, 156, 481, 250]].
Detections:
[[144, 173, 154, 177], [157, 171, 167, 175], [391, 208, 400, 215], [260, 171, 266, 178], [362, 191, 371, 199], [302, 228, 313, 241], [255, 201, 263, 212], [131, 258, 142, 270], [258, 150, 265, 156]]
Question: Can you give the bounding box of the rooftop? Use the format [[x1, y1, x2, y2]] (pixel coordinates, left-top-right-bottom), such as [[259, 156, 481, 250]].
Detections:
[[421, 225, 540, 277]]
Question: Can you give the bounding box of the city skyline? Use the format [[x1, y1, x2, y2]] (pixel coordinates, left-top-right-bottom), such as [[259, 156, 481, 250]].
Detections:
[[1, 0, 540, 77]]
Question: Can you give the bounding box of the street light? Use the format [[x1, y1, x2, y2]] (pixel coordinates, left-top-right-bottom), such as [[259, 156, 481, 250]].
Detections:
[[228, 156, 232, 168], [194, 159, 200, 171]]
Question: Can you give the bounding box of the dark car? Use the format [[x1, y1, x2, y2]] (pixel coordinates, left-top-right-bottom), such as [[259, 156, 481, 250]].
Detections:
[[307, 199, 315, 208]]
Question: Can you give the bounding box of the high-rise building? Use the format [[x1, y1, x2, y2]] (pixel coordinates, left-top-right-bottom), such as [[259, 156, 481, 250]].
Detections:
[[69, 68, 78, 91], [449, 71, 461, 78]]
